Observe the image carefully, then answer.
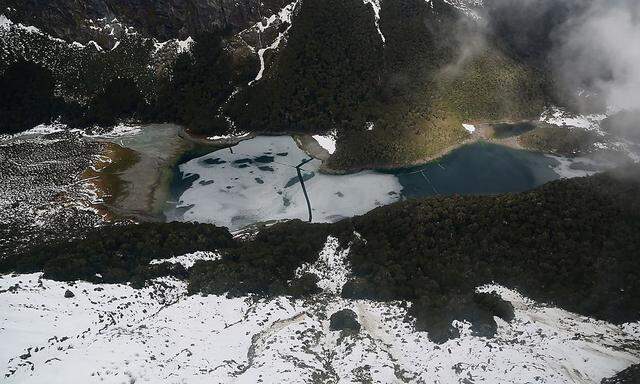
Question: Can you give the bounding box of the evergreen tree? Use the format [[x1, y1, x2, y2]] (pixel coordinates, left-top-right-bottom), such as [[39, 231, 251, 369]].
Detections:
[[0, 60, 58, 134]]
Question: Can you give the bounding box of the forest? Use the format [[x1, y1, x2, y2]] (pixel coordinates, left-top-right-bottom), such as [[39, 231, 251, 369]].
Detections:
[[0, 222, 234, 287], [0, 31, 243, 135]]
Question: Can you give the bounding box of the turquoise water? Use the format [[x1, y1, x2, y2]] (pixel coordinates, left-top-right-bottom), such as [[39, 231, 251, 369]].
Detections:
[[389, 142, 561, 198]]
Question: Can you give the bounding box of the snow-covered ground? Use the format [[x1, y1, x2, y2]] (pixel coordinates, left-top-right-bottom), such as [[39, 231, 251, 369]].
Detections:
[[540, 106, 640, 164], [1, 238, 638, 383], [170, 136, 401, 230], [149, 251, 221, 269], [462, 123, 476, 133], [0, 131, 106, 255], [247, 1, 300, 85], [540, 106, 608, 134]]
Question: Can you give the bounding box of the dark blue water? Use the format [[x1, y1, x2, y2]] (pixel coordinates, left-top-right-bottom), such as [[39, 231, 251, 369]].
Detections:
[[389, 142, 561, 198]]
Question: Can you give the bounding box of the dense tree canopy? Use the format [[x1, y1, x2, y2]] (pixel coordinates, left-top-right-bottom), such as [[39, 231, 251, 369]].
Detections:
[[0, 60, 58, 134]]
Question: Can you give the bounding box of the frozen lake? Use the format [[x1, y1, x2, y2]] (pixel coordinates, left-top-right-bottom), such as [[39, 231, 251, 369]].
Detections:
[[166, 136, 604, 230], [165, 136, 402, 230]]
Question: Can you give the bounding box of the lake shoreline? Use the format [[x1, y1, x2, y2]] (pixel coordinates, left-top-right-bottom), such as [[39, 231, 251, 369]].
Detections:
[[86, 120, 594, 223], [316, 122, 536, 175], [89, 124, 221, 223]]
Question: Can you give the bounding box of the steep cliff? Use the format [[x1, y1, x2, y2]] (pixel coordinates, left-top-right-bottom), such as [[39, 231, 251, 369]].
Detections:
[[1, 0, 288, 44]]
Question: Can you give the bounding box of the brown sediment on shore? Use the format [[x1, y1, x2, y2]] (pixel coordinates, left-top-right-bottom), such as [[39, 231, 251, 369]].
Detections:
[[292, 134, 331, 161], [85, 124, 217, 222], [179, 127, 256, 147], [80, 142, 140, 221]]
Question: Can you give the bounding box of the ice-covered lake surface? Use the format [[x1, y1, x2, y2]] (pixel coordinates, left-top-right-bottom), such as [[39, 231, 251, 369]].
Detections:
[[166, 136, 607, 230], [165, 136, 402, 229]]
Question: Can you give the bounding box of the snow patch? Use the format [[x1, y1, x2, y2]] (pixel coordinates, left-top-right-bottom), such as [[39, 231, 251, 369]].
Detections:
[[249, 1, 300, 85], [443, 0, 484, 20], [87, 40, 103, 51], [295, 236, 351, 295], [462, 123, 476, 133], [207, 131, 251, 141], [312, 133, 336, 154], [0, 14, 11, 29], [177, 36, 193, 53], [18, 123, 68, 136], [362, 0, 386, 44], [540, 105, 607, 134], [149, 251, 221, 269], [93, 124, 142, 138]]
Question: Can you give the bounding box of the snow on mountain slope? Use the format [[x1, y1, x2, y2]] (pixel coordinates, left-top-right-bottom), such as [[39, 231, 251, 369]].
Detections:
[[149, 251, 222, 269], [243, 0, 300, 85], [0, 131, 106, 256], [362, 0, 385, 43], [443, 0, 484, 19], [2, 238, 639, 383]]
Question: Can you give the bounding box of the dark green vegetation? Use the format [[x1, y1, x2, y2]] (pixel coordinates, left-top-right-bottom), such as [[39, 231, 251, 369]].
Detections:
[[404, 292, 514, 343], [601, 364, 640, 384], [345, 167, 640, 325], [189, 220, 331, 296], [2, 168, 639, 342], [189, 166, 640, 340], [0, 25, 243, 134], [228, 0, 549, 170], [0, 223, 234, 287], [154, 33, 255, 135], [0, 60, 59, 134], [329, 309, 361, 334], [490, 121, 537, 139], [0, 33, 149, 131], [519, 124, 599, 156], [227, 0, 384, 134]]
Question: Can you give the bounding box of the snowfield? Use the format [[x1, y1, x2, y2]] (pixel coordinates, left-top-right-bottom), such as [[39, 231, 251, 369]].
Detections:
[[1, 238, 639, 383], [540, 106, 608, 134]]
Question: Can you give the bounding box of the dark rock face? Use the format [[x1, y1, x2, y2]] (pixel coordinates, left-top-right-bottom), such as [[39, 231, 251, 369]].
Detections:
[[64, 290, 75, 298], [411, 292, 516, 344], [2, 0, 289, 43], [329, 309, 361, 334]]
